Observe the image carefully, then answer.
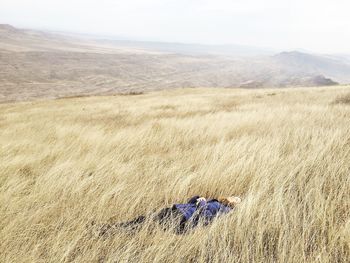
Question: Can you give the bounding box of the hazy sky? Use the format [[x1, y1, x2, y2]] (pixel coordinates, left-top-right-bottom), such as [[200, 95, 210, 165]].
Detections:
[[1, 0, 349, 53]]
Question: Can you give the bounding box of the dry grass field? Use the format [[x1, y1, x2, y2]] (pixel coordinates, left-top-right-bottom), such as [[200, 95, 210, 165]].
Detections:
[[0, 86, 349, 262]]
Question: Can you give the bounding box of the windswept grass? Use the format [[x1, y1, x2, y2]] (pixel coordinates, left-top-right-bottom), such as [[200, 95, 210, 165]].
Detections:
[[0, 86, 349, 262], [333, 92, 350, 105]]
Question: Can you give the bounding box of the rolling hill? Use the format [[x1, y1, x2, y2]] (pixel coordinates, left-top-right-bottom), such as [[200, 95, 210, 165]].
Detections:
[[1, 24, 350, 102]]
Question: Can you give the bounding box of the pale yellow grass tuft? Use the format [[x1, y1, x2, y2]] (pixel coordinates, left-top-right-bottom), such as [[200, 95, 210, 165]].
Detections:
[[0, 86, 349, 262]]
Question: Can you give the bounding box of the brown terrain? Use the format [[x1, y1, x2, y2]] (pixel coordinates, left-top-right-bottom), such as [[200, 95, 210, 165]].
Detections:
[[1, 24, 350, 102]]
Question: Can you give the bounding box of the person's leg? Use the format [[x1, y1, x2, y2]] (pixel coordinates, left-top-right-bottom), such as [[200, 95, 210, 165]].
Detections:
[[176, 215, 188, 234], [118, 207, 175, 232], [98, 223, 112, 237], [155, 207, 187, 233], [97, 214, 148, 237], [116, 215, 146, 229], [155, 207, 173, 226]]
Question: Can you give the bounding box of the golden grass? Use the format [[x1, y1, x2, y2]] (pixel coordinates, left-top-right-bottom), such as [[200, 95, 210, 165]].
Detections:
[[0, 86, 349, 263], [333, 92, 350, 105]]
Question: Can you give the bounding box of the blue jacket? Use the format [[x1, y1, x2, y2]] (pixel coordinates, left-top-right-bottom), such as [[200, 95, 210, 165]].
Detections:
[[173, 196, 232, 227]]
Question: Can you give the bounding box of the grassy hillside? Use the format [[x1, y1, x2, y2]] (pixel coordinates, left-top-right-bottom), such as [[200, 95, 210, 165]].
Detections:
[[0, 86, 349, 262]]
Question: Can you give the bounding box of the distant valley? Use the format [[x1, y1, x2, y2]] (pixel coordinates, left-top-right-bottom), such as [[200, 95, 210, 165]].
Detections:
[[1, 24, 349, 102]]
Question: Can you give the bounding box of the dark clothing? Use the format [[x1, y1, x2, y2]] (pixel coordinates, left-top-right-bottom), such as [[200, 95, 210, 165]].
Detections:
[[174, 198, 231, 221], [156, 206, 187, 233], [173, 197, 232, 229], [197, 199, 232, 223], [117, 205, 187, 234], [102, 196, 233, 235]]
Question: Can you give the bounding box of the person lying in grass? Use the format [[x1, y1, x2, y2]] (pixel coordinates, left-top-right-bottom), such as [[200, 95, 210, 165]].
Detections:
[[99, 195, 241, 235]]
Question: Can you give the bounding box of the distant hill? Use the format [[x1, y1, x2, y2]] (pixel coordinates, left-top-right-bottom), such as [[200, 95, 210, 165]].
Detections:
[[272, 51, 350, 83], [0, 24, 73, 52], [0, 24, 160, 54], [0, 24, 19, 32], [95, 39, 276, 57], [0, 24, 273, 56], [0, 24, 349, 102]]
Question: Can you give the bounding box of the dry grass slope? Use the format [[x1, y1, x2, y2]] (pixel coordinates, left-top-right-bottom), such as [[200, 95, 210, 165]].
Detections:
[[0, 86, 349, 263], [333, 92, 350, 105]]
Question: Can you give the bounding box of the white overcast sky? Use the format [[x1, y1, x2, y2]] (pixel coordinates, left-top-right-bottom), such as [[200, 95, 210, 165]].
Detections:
[[1, 0, 349, 53]]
